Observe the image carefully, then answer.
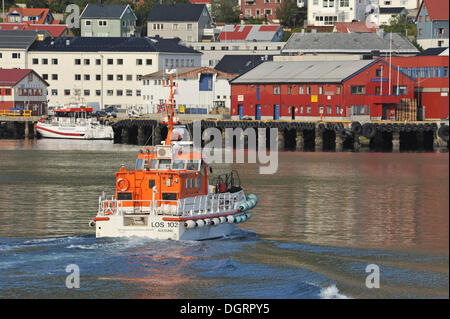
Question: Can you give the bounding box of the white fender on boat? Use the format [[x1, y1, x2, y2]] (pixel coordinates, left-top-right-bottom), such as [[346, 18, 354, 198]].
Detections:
[[204, 218, 211, 226], [196, 219, 205, 228], [245, 212, 252, 220], [240, 214, 247, 223], [219, 216, 227, 223], [234, 215, 242, 223], [184, 220, 196, 229], [226, 215, 235, 223], [211, 218, 220, 226]]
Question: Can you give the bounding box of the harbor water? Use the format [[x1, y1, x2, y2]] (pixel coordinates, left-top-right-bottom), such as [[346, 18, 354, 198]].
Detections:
[[0, 139, 448, 298]]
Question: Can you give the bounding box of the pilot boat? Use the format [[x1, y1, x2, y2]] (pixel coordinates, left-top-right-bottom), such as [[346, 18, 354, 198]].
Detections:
[[35, 106, 114, 140], [90, 70, 257, 240]]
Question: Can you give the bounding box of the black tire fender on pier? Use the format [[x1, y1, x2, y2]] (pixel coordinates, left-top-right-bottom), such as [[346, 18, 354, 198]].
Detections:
[[438, 124, 449, 142], [351, 121, 363, 135], [362, 123, 376, 139]]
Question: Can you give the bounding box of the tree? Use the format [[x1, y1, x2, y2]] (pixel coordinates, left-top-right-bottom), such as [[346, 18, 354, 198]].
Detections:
[[275, 0, 300, 28], [211, 0, 240, 24], [381, 15, 416, 37]]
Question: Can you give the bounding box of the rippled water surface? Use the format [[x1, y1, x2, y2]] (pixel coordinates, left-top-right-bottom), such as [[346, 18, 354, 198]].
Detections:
[[0, 139, 448, 298]]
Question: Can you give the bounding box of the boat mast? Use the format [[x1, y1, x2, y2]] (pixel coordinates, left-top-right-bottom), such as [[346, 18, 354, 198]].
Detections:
[[163, 70, 177, 146]]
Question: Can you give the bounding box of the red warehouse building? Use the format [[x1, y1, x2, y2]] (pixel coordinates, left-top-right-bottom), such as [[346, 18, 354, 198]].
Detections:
[[230, 59, 417, 121], [388, 55, 449, 120]]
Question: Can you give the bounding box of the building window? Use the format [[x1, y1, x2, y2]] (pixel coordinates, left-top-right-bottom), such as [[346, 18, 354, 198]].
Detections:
[[187, 24, 192, 31], [393, 86, 407, 95], [173, 24, 178, 30], [146, 59, 152, 65], [107, 74, 113, 81], [84, 59, 90, 65], [99, 20, 107, 26], [116, 90, 123, 96], [75, 58, 81, 65], [318, 86, 323, 95], [319, 106, 324, 114], [117, 74, 123, 81], [42, 74, 48, 80], [126, 90, 132, 96], [52, 74, 58, 80], [299, 86, 304, 94], [107, 90, 113, 96], [96, 90, 101, 96], [136, 59, 142, 65], [339, 0, 349, 7], [273, 86, 280, 95], [32, 58, 38, 64], [52, 58, 58, 65], [107, 59, 113, 65], [336, 86, 341, 95], [117, 59, 123, 65], [96, 74, 101, 81], [64, 89, 70, 96], [287, 86, 293, 95], [306, 86, 311, 95], [136, 90, 141, 97], [351, 86, 365, 95], [96, 59, 101, 65], [306, 106, 311, 114], [376, 69, 382, 77], [51, 89, 57, 96], [84, 74, 90, 81], [327, 106, 332, 114], [126, 74, 132, 81], [12, 53, 20, 59], [336, 106, 342, 115], [84, 89, 90, 96], [75, 74, 81, 81]]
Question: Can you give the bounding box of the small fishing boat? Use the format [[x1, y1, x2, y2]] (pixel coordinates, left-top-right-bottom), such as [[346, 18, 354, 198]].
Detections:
[[90, 70, 257, 240], [35, 106, 114, 140]]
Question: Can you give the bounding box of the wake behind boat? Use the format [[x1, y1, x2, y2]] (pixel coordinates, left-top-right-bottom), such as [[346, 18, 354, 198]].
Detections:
[[89, 69, 258, 240], [35, 106, 114, 140]]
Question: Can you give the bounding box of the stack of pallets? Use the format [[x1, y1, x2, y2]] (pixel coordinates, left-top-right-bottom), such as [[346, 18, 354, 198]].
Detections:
[[396, 98, 417, 122]]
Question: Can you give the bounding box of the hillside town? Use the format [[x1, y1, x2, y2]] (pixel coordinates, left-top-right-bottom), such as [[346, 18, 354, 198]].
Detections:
[[0, 0, 448, 122]]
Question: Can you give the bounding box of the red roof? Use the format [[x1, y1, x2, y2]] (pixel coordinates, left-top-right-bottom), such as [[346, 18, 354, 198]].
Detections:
[[334, 22, 377, 33], [6, 7, 54, 25], [218, 25, 252, 41], [0, 69, 34, 86], [0, 23, 67, 36], [417, 0, 449, 21]]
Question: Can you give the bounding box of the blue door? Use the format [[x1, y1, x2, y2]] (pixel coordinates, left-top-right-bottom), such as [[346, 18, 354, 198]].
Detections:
[[238, 104, 244, 119], [273, 105, 279, 120], [257, 87, 261, 101], [256, 104, 261, 120]]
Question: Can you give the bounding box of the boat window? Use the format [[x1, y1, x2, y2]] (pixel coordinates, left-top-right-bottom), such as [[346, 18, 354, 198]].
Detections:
[[136, 159, 144, 170], [172, 159, 186, 170], [186, 159, 200, 171], [158, 159, 171, 170], [149, 159, 157, 169]]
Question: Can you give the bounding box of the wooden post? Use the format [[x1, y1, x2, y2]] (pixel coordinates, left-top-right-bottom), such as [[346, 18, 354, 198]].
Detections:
[[314, 126, 323, 152], [296, 130, 304, 152]]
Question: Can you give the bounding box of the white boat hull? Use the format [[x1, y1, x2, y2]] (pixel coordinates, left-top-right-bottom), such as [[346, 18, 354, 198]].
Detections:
[[94, 214, 239, 241], [36, 123, 114, 140]]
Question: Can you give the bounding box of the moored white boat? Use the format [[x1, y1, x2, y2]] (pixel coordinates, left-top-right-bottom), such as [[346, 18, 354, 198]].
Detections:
[[35, 106, 114, 140]]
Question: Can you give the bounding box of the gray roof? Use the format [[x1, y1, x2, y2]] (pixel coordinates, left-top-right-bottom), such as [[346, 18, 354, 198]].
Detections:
[[282, 32, 419, 54], [231, 60, 377, 84], [148, 4, 206, 22], [80, 4, 135, 19], [0, 30, 39, 49]]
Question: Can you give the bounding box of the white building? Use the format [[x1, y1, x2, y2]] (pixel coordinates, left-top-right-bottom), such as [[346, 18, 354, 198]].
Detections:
[[307, 0, 368, 26], [379, 0, 419, 10], [141, 67, 235, 114], [187, 41, 284, 67], [5, 36, 202, 110]]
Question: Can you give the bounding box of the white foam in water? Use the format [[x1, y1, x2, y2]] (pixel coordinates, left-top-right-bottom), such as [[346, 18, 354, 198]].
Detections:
[[319, 285, 350, 299]]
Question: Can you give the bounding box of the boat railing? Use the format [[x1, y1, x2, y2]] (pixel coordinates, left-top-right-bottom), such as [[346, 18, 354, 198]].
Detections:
[[97, 190, 245, 217]]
